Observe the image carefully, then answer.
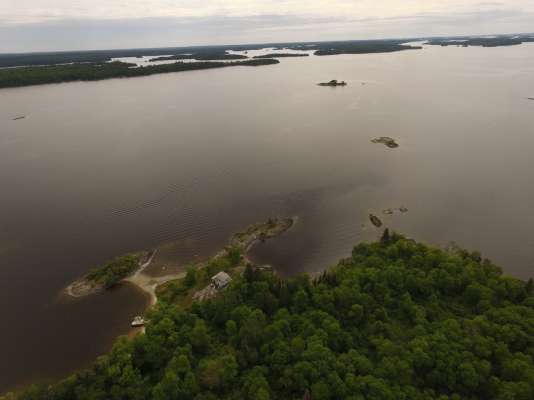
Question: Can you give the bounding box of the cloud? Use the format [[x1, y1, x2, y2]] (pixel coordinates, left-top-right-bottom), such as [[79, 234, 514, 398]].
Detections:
[[1, 1, 533, 52], [2, 0, 533, 23]]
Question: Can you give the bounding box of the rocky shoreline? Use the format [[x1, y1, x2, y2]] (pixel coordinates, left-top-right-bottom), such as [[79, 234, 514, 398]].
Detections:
[[371, 136, 399, 148], [63, 217, 296, 302]]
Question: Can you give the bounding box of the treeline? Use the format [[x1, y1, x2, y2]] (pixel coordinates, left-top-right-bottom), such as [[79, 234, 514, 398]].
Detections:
[[6, 232, 534, 400], [86, 254, 141, 289], [0, 59, 280, 89], [310, 41, 422, 56]]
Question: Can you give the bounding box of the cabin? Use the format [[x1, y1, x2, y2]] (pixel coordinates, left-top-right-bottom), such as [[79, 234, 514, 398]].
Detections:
[[131, 316, 145, 327], [211, 271, 232, 289]]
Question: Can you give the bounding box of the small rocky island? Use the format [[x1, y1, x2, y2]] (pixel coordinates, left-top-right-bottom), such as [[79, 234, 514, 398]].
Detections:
[[371, 136, 399, 148], [382, 206, 408, 215], [229, 217, 295, 251], [318, 79, 347, 87], [369, 214, 383, 227], [66, 250, 156, 297]]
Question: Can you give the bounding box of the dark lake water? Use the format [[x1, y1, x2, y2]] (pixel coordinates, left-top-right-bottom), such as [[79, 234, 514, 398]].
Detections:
[[1, 43, 533, 393]]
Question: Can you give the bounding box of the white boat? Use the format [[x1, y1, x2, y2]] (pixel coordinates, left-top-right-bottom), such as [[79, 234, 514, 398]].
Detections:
[[131, 316, 145, 327]]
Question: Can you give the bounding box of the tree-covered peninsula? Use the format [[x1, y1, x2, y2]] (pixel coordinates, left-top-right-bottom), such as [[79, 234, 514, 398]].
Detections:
[[0, 59, 279, 89], [5, 232, 533, 400]]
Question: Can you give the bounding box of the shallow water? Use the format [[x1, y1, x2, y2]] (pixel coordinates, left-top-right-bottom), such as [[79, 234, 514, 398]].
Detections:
[[1, 43, 534, 393]]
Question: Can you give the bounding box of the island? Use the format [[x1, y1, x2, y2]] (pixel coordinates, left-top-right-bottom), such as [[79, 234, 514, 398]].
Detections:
[[318, 79, 347, 87], [369, 213, 383, 227], [383, 206, 408, 215], [0, 59, 280, 89], [10, 232, 534, 400], [371, 136, 399, 148], [253, 53, 309, 59], [66, 251, 155, 297]]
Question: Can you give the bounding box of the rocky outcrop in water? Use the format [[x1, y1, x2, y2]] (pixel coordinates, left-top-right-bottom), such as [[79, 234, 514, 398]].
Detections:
[[371, 137, 399, 148], [369, 214, 383, 227], [318, 79, 347, 87]]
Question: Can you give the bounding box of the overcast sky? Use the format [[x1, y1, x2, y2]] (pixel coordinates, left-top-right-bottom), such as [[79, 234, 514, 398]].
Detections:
[[1, 1, 533, 52]]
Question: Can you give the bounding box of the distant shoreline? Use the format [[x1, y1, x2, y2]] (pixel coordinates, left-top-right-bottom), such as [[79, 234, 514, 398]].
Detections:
[[3, 35, 533, 90]]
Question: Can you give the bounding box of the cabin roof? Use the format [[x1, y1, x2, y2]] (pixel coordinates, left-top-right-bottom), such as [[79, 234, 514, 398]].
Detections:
[[211, 271, 232, 285]]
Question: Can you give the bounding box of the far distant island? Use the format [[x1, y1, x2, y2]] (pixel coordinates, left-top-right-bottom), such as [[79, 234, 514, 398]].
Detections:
[[426, 34, 534, 48], [253, 53, 309, 59], [0, 39, 423, 69]]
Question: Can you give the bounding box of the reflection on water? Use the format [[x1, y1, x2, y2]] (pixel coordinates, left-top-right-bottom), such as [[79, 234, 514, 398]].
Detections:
[[1, 43, 534, 393]]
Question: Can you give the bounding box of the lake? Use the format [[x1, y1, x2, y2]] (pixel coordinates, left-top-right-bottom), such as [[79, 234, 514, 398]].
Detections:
[[1, 42, 533, 393]]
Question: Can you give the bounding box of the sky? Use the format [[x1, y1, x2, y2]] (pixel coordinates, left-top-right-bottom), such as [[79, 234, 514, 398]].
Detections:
[[1, 1, 533, 52]]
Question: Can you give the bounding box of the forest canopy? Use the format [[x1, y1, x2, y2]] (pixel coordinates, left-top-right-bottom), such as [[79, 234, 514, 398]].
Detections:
[[6, 233, 534, 400]]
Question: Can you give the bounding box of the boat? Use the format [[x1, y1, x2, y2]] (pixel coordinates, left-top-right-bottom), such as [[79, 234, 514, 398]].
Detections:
[[12, 116, 26, 120], [131, 316, 145, 327]]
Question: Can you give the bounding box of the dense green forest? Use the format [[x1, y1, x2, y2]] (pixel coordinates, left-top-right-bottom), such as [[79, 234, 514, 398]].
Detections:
[[5, 232, 533, 400], [0, 59, 279, 88], [86, 254, 141, 289]]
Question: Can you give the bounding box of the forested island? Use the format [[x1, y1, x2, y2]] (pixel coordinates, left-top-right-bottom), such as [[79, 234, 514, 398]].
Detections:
[[0, 59, 279, 89], [66, 252, 155, 297], [6, 232, 533, 400]]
